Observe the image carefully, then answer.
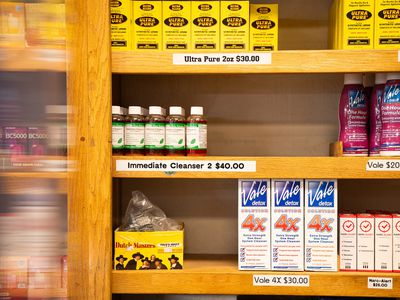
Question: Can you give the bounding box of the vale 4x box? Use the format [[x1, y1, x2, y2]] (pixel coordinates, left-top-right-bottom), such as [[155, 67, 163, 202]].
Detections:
[[339, 213, 357, 271], [305, 180, 338, 272], [375, 213, 393, 272], [163, 0, 191, 50], [238, 179, 271, 270], [357, 213, 375, 271], [249, 4, 278, 51], [271, 179, 304, 271]]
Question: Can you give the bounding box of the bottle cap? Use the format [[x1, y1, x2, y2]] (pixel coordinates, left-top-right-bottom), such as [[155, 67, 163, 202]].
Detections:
[[169, 106, 185, 116], [344, 74, 363, 85], [375, 73, 387, 85], [112, 106, 123, 115], [128, 106, 146, 115], [363, 73, 375, 87], [190, 106, 204, 115], [387, 73, 400, 81], [149, 106, 166, 116]]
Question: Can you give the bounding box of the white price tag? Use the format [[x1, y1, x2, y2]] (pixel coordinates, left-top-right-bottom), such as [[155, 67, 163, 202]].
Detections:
[[116, 160, 256, 172], [173, 53, 271, 65], [253, 275, 310, 287], [366, 160, 400, 171], [368, 277, 393, 290]]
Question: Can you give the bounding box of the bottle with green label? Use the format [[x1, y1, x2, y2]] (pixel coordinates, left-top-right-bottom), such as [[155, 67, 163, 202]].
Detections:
[[186, 106, 207, 156], [112, 105, 125, 155], [145, 106, 166, 156], [125, 106, 148, 156], [166, 106, 186, 156]]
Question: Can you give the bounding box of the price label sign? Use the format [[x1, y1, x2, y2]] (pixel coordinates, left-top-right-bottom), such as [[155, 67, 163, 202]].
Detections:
[[368, 277, 393, 290], [366, 160, 400, 171], [116, 160, 256, 172], [253, 275, 310, 287], [173, 53, 272, 65]]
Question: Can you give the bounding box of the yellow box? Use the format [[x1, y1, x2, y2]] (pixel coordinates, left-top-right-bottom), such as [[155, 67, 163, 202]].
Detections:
[[163, 0, 191, 51], [111, 0, 132, 50], [342, 0, 374, 49], [25, 3, 65, 48], [114, 227, 184, 270], [249, 4, 278, 51], [0, 2, 25, 48], [220, 0, 249, 51], [191, 0, 219, 51], [133, 0, 162, 50], [374, 0, 400, 49]]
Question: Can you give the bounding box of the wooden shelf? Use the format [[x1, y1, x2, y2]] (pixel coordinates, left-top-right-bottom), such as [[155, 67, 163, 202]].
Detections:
[[112, 50, 400, 74], [1, 288, 67, 298], [113, 156, 400, 179], [112, 255, 400, 297], [0, 48, 66, 72], [0, 171, 67, 179]]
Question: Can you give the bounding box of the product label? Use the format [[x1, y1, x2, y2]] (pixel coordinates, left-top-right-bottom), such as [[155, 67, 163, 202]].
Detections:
[[368, 277, 393, 289], [239, 179, 271, 270], [250, 4, 278, 51], [221, 0, 249, 51], [4, 126, 28, 155], [125, 123, 145, 149], [186, 123, 207, 150], [366, 159, 400, 171], [374, 0, 400, 49], [173, 53, 271, 65], [145, 122, 165, 149], [133, 0, 162, 50], [381, 83, 400, 152], [253, 275, 309, 287], [340, 214, 357, 271], [163, 0, 191, 50], [110, 0, 131, 49], [166, 123, 185, 150], [112, 122, 125, 149]]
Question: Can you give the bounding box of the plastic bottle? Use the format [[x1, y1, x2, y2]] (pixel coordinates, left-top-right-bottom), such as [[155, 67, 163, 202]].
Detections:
[[112, 105, 125, 155], [186, 106, 207, 156], [369, 73, 386, 156], [380, 73, 400, 156], [166, 106, 186, 156], [125, 106, 148, 156], [145, 106, 166, 156], [338, 74, 369, 156]]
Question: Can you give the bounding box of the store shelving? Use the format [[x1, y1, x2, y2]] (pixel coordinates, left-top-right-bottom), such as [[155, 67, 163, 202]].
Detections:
[[112, 49, 400, 74], [2, 288, 67, 299], [112, 255, 400, 297], [112, 156, 400, 179]]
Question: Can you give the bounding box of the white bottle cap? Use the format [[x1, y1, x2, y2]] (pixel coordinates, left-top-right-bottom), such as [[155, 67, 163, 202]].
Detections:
[[375, 73, 387, 85], [129, 106, 145, 115], [363, 73, 375, 87], [149, 106, 165, 116], [169, 106, 185, 116], [344, 74, 363, 85], [190, 106, 204, 115], [112, 105, 122, 115], [387, 73, 400, 81]]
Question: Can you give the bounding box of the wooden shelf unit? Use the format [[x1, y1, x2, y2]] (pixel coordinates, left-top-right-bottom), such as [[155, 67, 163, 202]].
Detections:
[[112, 50, 400, 74], [112, 255, 400, 297], [1, 288, 67, 299], [113, 156, 400, 179]]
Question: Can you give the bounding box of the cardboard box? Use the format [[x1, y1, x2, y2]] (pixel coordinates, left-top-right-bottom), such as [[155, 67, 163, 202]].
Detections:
[[238, 179, 271, 270], [375, 214, 393, 272], [357, 213, 375, 271], [111, 0, 132, 50], [342, 0, 374, 49], [271, 179, 303, 271], [133, 0, 162, 50], [393, 213, 400, 272], [339, 213, 357, 271], [249, 4, 278, 51], [220, 0, 249, 51], [162, 0, 191, 50], [374, 0, 400, 49], [191, 0, 219, 51], [305, 180, 338, 271], [0, 2, 25, 48], [114, 227, 184, 270]]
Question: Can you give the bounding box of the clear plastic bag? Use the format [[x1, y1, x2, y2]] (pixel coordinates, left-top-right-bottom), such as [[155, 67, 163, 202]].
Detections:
[[120, 191, 180, 232]]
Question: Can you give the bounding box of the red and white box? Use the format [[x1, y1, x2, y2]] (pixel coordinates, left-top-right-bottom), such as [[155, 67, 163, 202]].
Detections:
[[357, 213, 375, 271], [375, 214, 393, 272], [339, 213, 357, 271], [392, 213, 400, 272]]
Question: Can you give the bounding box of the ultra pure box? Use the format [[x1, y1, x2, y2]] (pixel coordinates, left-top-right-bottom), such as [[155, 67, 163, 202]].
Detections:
[[163, 0, 191, 50], [271, 179, 304, 271], [393, 213, 400, 272], [374, 0, 400, 49], [110, 0, 132, 50], [249, 4, 278, 51], [339, 213, 357, 271], [238, 179, 271, 270], [357, 213, 375, 271], [375, 214, 393, 272], [305, 180, 338, 272]]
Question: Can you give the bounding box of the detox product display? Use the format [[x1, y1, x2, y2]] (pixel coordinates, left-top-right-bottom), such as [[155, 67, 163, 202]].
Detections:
[[112, 106, 126, 155], [166, 106, 186, 156], [125, 106, 148, 156], [145, 106, 166, 156], [186, 106, 207, 156]]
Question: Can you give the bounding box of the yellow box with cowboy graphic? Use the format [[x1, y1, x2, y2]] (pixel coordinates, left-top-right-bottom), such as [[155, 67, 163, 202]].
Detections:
[[114, 227, 184, 270]]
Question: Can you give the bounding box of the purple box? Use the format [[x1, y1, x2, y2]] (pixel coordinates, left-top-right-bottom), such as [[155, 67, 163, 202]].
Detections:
[[3, 126, 28, 155], [28, 127, 48, 155]]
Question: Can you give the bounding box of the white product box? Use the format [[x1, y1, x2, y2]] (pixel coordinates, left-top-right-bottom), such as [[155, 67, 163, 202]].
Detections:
[[305, 180, 338, 272], [375, 214, 393, 272], [339, 213, 357, 271], [238, 179, 271, 270], [357, 213, 375, 271], [393, 213, 400, 273], [271, 179, 304, 271]]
